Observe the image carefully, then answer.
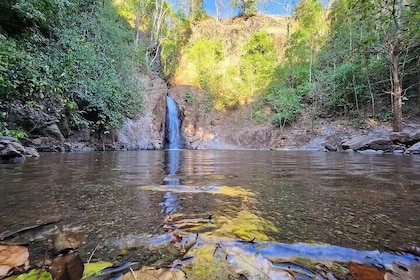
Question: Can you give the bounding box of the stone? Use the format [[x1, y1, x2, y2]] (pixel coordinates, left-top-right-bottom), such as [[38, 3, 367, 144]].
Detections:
[[117, 76, 166, 150], [0, 136, 16, 142], [342, 134, 393, 151], [10, 141, 26, 153], [408, 130, 420, 143], [358, 149, 384, 155], [325, 143, 338, 152], [0, 144, 25, 163], [30, 137, 64, 152], [24, 147, 39, 157], [405, 141, 420, 154], [389, 132, 410, 143], [42, 124, 65, 142]]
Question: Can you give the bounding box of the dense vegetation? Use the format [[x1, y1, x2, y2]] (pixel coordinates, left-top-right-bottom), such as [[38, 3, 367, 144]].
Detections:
[[179, 0, 420, 132], [0, 0, 148, 139], [1, 0, 419, 141]]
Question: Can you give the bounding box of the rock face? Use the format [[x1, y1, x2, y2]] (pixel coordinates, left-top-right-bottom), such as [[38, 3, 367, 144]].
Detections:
[[341, 134, 394, 151], [117, 75, 167, 150], [0, 136, 39, 163], [406, 141, 420, 154], [340, 128, 420, 154]]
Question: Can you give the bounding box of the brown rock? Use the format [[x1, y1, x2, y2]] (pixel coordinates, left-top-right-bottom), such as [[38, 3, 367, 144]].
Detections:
[[349, 262, 385, 280]]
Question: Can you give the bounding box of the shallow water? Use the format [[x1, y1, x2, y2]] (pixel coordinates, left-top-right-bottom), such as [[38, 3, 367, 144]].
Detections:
[[1, 150, 419, 258]]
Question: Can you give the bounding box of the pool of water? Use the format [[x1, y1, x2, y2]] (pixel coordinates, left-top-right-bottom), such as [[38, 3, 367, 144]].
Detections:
[[1, 150, 419, 259]]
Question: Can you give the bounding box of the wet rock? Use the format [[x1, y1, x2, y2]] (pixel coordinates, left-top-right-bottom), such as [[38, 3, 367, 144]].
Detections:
[[0, 136, 39, 163], [6, 101, 65, 141], [358, 149, 384, 155], [389, 132, 411, 144], [342, 134, 393, 151], [9, 141, 26, 153], [0, 143, 25, 163], [325, 143, 338, 152], [24, 147, 39, 157], [405, 141, 420, 154], [30, 137, 64, 152], [64, 142, 94, 152]]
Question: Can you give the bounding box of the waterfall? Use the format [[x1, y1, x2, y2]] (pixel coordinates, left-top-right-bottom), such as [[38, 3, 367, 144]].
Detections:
[[166, 95, 181, 150]]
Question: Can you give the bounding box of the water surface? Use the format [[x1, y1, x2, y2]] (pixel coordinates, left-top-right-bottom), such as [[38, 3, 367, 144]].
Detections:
[[1, 150, 419, 258]]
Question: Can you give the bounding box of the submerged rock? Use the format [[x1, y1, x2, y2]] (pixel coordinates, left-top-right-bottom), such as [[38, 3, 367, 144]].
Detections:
[[0, 136, 39, 163]]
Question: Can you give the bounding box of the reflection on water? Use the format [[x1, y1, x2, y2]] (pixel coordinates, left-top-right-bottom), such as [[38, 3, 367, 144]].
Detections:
[[0, 150, 419, 258], [161, 150, 182, 213]]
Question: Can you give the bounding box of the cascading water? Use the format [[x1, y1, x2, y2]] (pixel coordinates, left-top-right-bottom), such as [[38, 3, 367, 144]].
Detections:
[[162, 95, 182, 213], [165, 95, 181, 150]]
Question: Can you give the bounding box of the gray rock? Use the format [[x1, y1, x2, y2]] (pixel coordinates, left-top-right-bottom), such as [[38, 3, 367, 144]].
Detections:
[[408, 131, 420, 143], [24, 147, 39, 157], [325, 143, 338, 152], [389, 132, 410, 143], [342, 134, 393, 151], [358, 149, 385, 155], [405, 141, 420, 154], [0, 143, 25, 163], [0, 136, 16, 142], [42, 124, 65, 142], [10, 141, 26, 153]]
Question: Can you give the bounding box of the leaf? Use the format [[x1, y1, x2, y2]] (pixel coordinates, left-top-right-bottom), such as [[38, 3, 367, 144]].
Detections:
[[120, 267, 186, 280], [52, 228, 85, 254], [0, 245, 29, 277], [83, 261, 113, 279], [49, 252, 84, 280], [15, 269, 52, 280]]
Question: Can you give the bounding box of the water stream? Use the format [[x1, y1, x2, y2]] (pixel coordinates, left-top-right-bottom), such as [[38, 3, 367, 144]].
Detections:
[[0, 150, 419, 272]]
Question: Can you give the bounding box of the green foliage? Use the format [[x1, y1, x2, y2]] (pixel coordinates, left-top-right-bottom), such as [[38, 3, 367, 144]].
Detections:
[[188, 37, 226, 109], [184, 90, 194, 104], [161, 9, 192, 78], [324, 62, 368, 115], [189, 0, 207, 22], [314, 0, 420, 119], [0, 0, 144, 137], [265, 80, 303, 127], [230, 0, 259, 17], [240, 32, 277, 90]]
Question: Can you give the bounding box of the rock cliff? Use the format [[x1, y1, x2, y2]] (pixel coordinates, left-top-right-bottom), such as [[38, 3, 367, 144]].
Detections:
[[117, 75, 168, 150]]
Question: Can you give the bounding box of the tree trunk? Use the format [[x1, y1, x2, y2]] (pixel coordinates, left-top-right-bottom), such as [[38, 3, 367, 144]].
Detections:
[[391, 43, 403, 132], [391, 0, 403, 132]]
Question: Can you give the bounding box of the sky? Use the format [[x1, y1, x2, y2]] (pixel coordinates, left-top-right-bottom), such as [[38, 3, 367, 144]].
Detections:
[[200, 0, 332, 18]]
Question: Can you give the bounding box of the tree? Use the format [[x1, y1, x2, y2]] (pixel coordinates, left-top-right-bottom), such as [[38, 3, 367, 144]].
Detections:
[[348, 0, 420, 131], [260, 0, 297, 37], [189, 0, 205, 21], [230, 0, 260, 17], [215, 0, 231, 20], [288, 0, 325, 83]]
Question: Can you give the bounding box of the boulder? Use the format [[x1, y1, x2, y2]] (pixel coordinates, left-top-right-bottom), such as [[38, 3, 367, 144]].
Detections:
[[0, 136, 40, 163], [42, 124, 65, 142], [0, 141, 25, 163], [24, 147, 40, 157], [390, 129, 420, 145], [405, 141, 420, 154], [342, 134, 393, 151], [30, 137, 64, 152], [358, 149, 385, 155]]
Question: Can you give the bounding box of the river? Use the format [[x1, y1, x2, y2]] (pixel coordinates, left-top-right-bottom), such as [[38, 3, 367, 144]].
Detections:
[[0, 150, 419, 261]]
